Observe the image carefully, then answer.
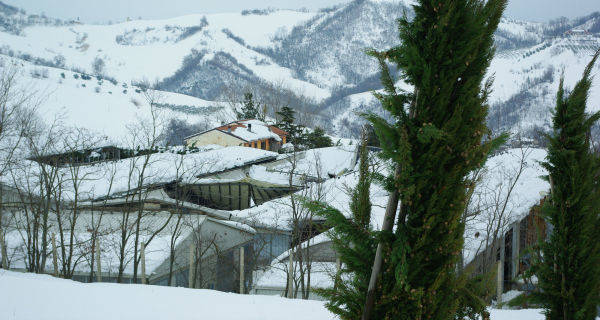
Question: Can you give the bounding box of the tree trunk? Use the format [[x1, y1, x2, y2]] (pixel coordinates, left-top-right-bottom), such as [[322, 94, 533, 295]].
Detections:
[[51, 233, 59, 277], [362, 168, 400, 320], [168, 249, 175, 286], [287, 252, 294, 298], [96, 239, 102, 282], [140, 242, 146, 284]]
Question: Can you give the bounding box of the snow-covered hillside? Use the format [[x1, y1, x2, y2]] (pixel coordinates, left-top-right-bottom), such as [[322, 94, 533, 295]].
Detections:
[[488, 35, 600, 134], [0, 0, 599, 139], [0, 270, 548, 320], [0, 4, 327, 101], [1, 55, 233, 143]]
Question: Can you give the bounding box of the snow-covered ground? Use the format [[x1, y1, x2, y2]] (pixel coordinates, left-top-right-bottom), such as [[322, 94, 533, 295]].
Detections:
[[0, 270, 547, 320]]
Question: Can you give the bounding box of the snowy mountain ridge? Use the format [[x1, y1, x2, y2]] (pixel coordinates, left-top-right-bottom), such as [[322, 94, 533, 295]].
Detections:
[[0, 0, 599, 140]]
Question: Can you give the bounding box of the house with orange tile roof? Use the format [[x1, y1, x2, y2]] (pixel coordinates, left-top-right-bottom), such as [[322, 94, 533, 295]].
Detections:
[[184, 119, 288, 152]]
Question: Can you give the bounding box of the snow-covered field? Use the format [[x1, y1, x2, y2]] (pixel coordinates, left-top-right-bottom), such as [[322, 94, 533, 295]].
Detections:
[[0, 270, 546, 320]]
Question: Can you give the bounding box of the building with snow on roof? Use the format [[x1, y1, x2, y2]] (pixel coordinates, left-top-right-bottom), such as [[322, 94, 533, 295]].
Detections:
[[0, 143, 363, 296], [184, 120, 288, 152]]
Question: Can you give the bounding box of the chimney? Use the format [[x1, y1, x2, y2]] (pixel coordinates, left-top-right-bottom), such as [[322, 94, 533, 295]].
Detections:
[[248, 123, 252, 132]]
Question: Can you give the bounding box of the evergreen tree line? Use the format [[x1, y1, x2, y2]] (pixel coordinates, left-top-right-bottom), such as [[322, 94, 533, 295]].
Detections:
[[305, 0, 600, 319], [238, 92, 333, 151]]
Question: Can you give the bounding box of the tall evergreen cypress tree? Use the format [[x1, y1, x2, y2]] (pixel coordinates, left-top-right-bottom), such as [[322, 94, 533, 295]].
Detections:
[[361, 0, 507, 319], [534, 50, 600, 320]]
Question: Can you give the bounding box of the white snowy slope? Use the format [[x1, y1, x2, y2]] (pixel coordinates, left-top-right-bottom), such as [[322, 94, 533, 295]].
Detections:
[[0, 270, 548, 320]]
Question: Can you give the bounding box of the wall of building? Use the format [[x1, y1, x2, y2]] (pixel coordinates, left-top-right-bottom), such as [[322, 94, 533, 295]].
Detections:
[[149, 218, 254, 292], [243, 138, 283, 152], [186, 130, 245, 148], [466, 199, 548, 294]]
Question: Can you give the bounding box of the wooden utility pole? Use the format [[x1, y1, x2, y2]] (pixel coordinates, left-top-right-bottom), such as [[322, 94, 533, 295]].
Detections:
[[96, 239, 102, 282], [362, 168, 400, 320], [239, 246, 245, 294], [51, 233, 59, 277], [140, 242, 146, 284]]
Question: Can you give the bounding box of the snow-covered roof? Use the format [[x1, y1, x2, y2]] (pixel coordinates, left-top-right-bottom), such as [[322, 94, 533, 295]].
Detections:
[[232, 170, 389, 231], [186, 119, 286, 143], [3, 146, 278, 201], [265, 146, 358, 178]]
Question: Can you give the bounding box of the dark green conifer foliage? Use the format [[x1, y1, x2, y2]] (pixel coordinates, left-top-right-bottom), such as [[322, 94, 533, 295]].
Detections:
[[238, 92, 259, 119], [534, 50, 600, 320], [361, 0, 507, 318], [276, 106, 304, 146], [305, 127, 333, 149], [308, 137, 376, 320]]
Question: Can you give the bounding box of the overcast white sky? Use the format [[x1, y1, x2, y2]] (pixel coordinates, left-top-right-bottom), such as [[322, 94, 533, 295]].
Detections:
[[5, 0, 600, 24]]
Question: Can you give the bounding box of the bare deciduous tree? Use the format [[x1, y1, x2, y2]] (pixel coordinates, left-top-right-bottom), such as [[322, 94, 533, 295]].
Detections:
[[0, 62, 39, 269], [468, 139, 531, 274]]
